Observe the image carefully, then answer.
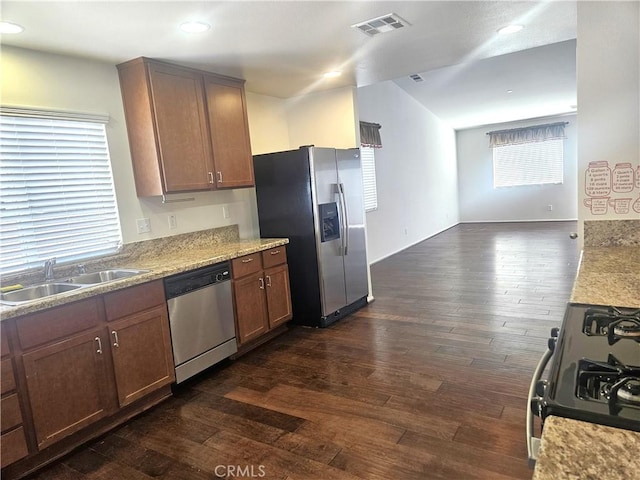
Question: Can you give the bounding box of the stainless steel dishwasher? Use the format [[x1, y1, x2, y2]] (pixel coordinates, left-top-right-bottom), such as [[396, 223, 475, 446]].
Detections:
[[164, 261, 237, 383]]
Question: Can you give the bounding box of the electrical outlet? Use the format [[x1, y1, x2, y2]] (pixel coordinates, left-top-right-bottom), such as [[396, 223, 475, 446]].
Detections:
[[168, 214, 177, 229], [136, 218, 151, 234], [222, 205, 230, 219]]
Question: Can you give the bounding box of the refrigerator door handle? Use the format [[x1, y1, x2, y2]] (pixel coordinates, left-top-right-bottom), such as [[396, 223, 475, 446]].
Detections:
[[338, 183, 349, 255]]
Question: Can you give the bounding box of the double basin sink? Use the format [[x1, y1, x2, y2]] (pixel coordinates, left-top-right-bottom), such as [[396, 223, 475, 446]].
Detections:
[[0, 269, 148, 306]]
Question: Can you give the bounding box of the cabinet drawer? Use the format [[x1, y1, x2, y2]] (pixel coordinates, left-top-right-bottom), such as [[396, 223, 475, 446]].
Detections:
[[1, 393, 23, 433], [1, 426, 29, 468], [262, 246, 287, 269], [16, 298, 102, 350], [1, 358, 15, 394], [104, 280, 165, 321], [232, 253, 262, 278]]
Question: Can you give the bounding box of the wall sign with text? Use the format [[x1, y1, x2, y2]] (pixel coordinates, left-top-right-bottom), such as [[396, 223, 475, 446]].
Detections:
[[583, 161, 640, 215]]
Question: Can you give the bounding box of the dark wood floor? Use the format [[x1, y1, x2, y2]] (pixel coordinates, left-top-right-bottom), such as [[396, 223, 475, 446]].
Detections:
[[29, 222, 580, 480]]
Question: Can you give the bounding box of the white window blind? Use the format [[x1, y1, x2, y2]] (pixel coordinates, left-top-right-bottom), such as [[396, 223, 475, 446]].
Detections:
[[493, 138, 564, 188], [360, 146, 378, 212], [0, 112, 122, 276]]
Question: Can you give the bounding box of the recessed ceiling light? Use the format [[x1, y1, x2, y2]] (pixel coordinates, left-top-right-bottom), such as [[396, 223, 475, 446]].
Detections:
[[324, 71, 342, 78], [497, 25, 524, 35], [179, 21, 211, 34], [0, 21, 25, 34]]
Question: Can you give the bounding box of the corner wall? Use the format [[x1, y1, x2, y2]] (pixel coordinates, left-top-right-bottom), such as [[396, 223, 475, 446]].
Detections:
[[357, 81, 459, 264], [577, 2, 640, 229], [456, 114, 578, 222]]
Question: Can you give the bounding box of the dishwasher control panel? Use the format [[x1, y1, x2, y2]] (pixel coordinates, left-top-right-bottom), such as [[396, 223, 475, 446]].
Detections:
[[164, 262, 230, 299]]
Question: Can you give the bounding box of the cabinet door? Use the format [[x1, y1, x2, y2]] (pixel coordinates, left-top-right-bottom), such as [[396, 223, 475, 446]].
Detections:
[[148, 62, 215, 192], [204, 76, 254, 188], [22, 329, 112, 449], [233, 272, 269, 344], [265, 264, 293, 329], [109, 305, 175, 408]]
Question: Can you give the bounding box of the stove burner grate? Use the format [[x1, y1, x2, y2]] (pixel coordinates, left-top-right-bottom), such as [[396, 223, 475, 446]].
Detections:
[[582, 306, 640, 344]]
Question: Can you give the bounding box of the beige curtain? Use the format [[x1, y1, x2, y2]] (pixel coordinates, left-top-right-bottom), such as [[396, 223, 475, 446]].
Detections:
[[360, 121, 382, 148], [488, 122, 567, 147]]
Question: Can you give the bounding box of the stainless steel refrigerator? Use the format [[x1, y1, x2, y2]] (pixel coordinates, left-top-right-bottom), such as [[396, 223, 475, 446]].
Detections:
[[253, 146, 369, 327]]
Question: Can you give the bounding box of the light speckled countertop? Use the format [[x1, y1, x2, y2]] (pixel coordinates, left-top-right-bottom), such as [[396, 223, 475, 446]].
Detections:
[[533, 416, 640, 480], [0, 233, 288, 321], [570, 246, 640, 308]]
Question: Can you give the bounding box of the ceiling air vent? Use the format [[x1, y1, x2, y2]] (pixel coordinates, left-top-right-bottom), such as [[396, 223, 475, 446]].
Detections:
[[352, 13, 410, 37], [409, 74, 424, 82]]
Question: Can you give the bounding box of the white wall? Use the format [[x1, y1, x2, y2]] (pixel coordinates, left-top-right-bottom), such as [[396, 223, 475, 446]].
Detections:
[[357, 81, 459, 264], [457, 114, 578, 222], [245, 91, 290, 155], [577, 2, 640, 226], [1, 46, 260, 244], [285, 86, 359, 149]]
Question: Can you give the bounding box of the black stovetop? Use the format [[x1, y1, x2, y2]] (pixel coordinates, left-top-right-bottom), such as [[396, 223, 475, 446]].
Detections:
[[542, 303, 640, 431]]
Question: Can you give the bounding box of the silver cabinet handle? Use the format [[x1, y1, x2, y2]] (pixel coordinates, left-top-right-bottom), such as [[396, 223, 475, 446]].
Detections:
[[208, 172, 214, 184], [217, 171, 223, 184], [266, 275, 272, 287], [259, 277, 265, 289], [112, 330, 119, 348], [95, 336, 103, 355], [270, 250, 280, 255], [241, 258, 253, 264]]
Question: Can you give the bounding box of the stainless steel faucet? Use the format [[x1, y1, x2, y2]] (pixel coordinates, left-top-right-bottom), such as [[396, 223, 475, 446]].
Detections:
[[44, 257, 57, 282]]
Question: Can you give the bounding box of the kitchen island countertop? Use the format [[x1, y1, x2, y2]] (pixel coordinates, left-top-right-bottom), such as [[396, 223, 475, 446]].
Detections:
[[533, 416, 640, 480]]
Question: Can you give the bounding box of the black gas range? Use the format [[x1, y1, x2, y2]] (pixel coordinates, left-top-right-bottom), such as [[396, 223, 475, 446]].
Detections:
[[527, 303, 640, 462]]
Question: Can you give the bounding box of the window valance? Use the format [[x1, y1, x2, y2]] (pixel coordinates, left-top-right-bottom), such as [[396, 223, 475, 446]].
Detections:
[[487, 121, 567, 147], [360, 121, 382, 148]]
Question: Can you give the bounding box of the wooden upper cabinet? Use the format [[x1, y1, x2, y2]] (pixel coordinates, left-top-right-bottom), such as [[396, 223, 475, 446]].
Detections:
[[204, 75, 255, 188], [117, 57, 254, 196], [147, 62, 215, 193]]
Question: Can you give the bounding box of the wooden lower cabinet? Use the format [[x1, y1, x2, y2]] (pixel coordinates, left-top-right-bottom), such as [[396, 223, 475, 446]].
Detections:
[[232, 246, 292, 347], [22, 327, 112, 449], [2, 280, 175, 475], [110, 305, 174, 407], [234, 272, 270, 344], [264, 264, 292, 328]]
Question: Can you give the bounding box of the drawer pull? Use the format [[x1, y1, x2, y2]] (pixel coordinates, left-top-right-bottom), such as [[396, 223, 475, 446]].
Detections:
[[241, 258, 254, 264], [95, 337, 103, 355], [112, 330, 120, 348], [270, 250, 280, 255]]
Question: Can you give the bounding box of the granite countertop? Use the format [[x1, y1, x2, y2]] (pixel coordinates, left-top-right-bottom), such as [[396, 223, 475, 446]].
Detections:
[[0, 230, 288, 321], [570, 246, 640, 308], [533, 416, 640, 480]]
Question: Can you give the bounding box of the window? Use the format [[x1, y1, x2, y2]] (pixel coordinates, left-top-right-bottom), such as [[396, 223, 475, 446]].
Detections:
[[493, 138, 564, 188], [0, 108, 122, 276], [360, 146, 378, 212]]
